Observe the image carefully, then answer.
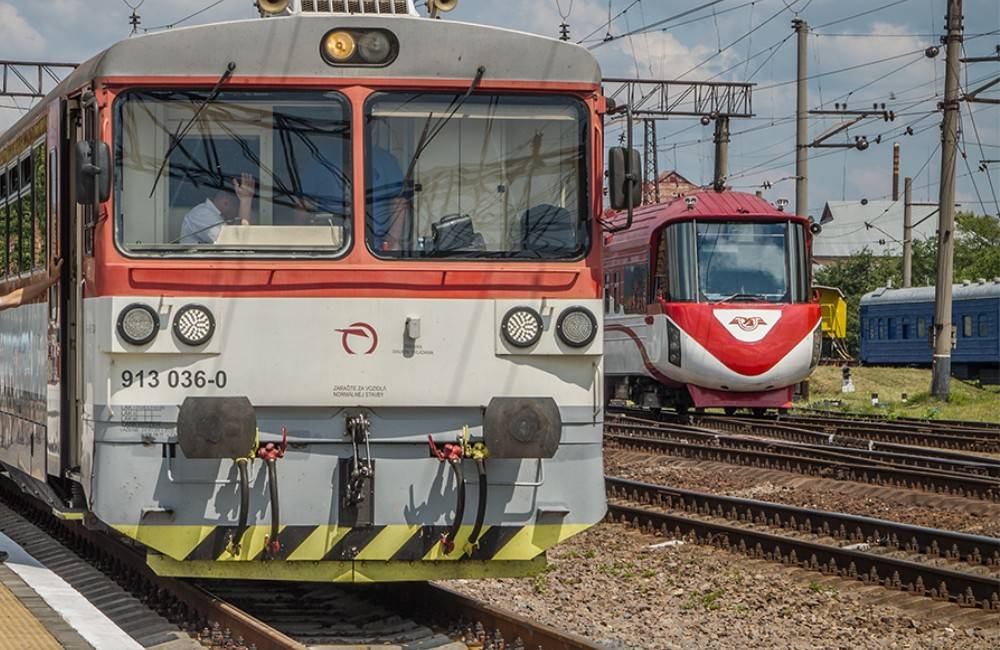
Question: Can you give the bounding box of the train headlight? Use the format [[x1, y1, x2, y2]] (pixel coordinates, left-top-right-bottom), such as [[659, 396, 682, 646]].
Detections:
[[501, 307, 543, 348], [667, 320, 682, 367], [810, 325, 823, 369], [173, 304, 215, 347], [322, 31, 356, 62], [117, 304, 159, 346], [556, 306, 597, 348], [358, 31, 392, 64]]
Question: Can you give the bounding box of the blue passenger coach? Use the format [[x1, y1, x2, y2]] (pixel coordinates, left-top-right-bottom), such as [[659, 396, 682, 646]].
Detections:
[[859, 281, 1000, 383]]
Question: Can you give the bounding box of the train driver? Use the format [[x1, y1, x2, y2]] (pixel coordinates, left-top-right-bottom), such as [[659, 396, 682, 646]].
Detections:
[[179, 173, 256, 244], [0, 259, 62, 313]]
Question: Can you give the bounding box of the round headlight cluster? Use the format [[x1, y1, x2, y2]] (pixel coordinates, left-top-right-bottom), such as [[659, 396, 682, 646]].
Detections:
[[117, 304, 159, 346], [321, 28, 398, 66], [556, 306, 597, 348], [501, 307, 543, 348], [173, 304, 215, 347]]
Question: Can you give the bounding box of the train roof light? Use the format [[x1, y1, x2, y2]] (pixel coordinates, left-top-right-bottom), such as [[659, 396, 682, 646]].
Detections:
[[684, 196, 698, 210], [321, 28, 399, 66], [323, 31, 357, 62], [775, 198, 789, 211], [257, 0, 290, 16]]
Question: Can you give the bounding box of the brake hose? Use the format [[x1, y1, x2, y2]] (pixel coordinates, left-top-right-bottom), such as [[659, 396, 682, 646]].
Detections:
[[442, 457, 465, 554], [231, 458, 250, 554], [468, 458, 487, 549], [265, 457, 280, 558]]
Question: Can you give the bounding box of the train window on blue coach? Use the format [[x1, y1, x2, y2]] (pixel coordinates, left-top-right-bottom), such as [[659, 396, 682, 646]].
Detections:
[[887, 317, 897, 339], [867, 319, 876, 340], [979, 315, 990, 337], [901, 318, 911, 339], [963, 315, 973, 337], [917, 317, 927, 338], [878, 318, 886, 340]]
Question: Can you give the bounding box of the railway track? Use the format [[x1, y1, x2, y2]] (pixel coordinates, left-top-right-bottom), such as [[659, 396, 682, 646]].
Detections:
[[0, 477, 597, 650], [761, 412, 1000, 453], [611, 406, 1000, 453], [795, 407, 1000, 433], [605, 477, 1000, 612], [605, 416, 1000, 502]]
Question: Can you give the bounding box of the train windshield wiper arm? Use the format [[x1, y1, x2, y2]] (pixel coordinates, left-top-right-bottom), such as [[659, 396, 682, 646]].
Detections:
[[401, 65, 486, 184], [713, 293, 768, 304], [148, 61, 236, 198]]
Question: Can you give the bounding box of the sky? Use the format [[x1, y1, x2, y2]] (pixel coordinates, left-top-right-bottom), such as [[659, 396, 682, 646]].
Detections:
[[1, 0, 998, 219]]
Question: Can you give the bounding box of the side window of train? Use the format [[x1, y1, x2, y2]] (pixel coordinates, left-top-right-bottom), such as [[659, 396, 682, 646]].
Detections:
[[887, 317, 896, 340], [962, 314, 973, 338], [916, 317, 927, 339], [623, 264, 647, 314], [900, 318, 910, 339], [33, 144, 46, 270], [979, 315, 990, 338], [878, 318, 886, 340], [653, 234, 668, 301], [0, 166, 7, 276]]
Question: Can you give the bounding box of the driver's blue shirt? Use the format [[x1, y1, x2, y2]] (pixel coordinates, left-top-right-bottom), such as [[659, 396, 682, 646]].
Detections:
[[295, 147, 409, 245]]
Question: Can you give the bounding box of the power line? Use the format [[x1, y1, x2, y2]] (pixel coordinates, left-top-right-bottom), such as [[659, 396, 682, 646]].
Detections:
[[812, 0, 915, 30], [143, 0, 230, 32], [590, 0, 729, 50], [755, 47, 927, 91]]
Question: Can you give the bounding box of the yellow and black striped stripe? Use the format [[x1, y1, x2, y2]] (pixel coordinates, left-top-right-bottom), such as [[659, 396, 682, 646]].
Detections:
[[113, 521, 590, 564]]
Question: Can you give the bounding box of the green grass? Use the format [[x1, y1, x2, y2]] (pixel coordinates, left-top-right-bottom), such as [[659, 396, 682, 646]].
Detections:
[[804, 365, 999, 423]]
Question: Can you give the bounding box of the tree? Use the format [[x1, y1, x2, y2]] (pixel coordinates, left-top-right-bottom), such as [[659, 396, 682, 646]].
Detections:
[[813, 211, 1000, 356]]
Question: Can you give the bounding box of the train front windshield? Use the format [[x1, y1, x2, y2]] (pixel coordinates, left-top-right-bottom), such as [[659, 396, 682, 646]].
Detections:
[[364, 93, 589, 259], [115, 89, 352, 256], [662, 221, 809, 303]]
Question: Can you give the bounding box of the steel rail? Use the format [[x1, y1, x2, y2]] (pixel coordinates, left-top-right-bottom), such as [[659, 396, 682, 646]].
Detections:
[[774, 412, 1000, 441], [793, 407, 1000, 432], [606, 501, 1000, 610], [605, 425, 1000, 501], [605, 476, 1000, 568], [607, 418, 1000, 487], [691, 415, 1000, 456]]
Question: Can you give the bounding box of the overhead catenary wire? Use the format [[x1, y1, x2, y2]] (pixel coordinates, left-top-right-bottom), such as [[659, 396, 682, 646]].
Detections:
[[143, 0, 230, 32]]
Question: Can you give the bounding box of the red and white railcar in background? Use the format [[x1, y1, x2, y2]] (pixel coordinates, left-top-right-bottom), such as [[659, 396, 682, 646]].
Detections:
[[603, 191, 822, 413]]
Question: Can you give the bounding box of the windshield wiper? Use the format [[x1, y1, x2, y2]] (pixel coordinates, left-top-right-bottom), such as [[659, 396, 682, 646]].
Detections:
[[148, 61, 236, 198], [713, 293, 769, 304], [401, 65, 486, 184]]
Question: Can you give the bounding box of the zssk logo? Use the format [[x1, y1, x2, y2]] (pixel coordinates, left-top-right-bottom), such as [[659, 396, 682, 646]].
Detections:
[[336, 322, 379, 355], [729, 316, 768, 332]]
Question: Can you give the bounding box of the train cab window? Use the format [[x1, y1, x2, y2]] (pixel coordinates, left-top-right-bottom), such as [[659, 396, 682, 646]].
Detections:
[[917, 317, 927, 339], [962, 314, 973, 337], [979, 315, 990, 338], [662, 220, 807, 303], [116, 90, 352, 257], [363, 93, 588, 259]]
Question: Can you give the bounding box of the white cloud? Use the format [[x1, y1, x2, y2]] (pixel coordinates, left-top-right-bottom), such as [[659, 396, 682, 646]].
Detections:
[[0, 2, 45, 56]]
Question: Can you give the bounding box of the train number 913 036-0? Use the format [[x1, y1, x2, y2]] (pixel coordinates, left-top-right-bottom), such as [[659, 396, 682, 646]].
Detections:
[[121, 369, 228, 389]]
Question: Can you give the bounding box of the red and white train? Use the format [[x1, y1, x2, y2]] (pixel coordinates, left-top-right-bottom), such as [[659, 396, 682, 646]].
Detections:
[[603, 191, 822, 413]]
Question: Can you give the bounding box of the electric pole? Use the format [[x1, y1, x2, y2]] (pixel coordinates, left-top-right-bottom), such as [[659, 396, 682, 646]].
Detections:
[[892, 143, 900, 200], [931, 0, 963, 400], [794, 18, 808, 218], [903, 176, 913, 288], [643, 119, 660, 204], [713, 115, 730, 191]]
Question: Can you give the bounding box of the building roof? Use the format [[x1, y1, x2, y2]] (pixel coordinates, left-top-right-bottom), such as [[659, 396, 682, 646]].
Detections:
[[861, 279, 1000, 305], [814, 200, 938, 259]]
